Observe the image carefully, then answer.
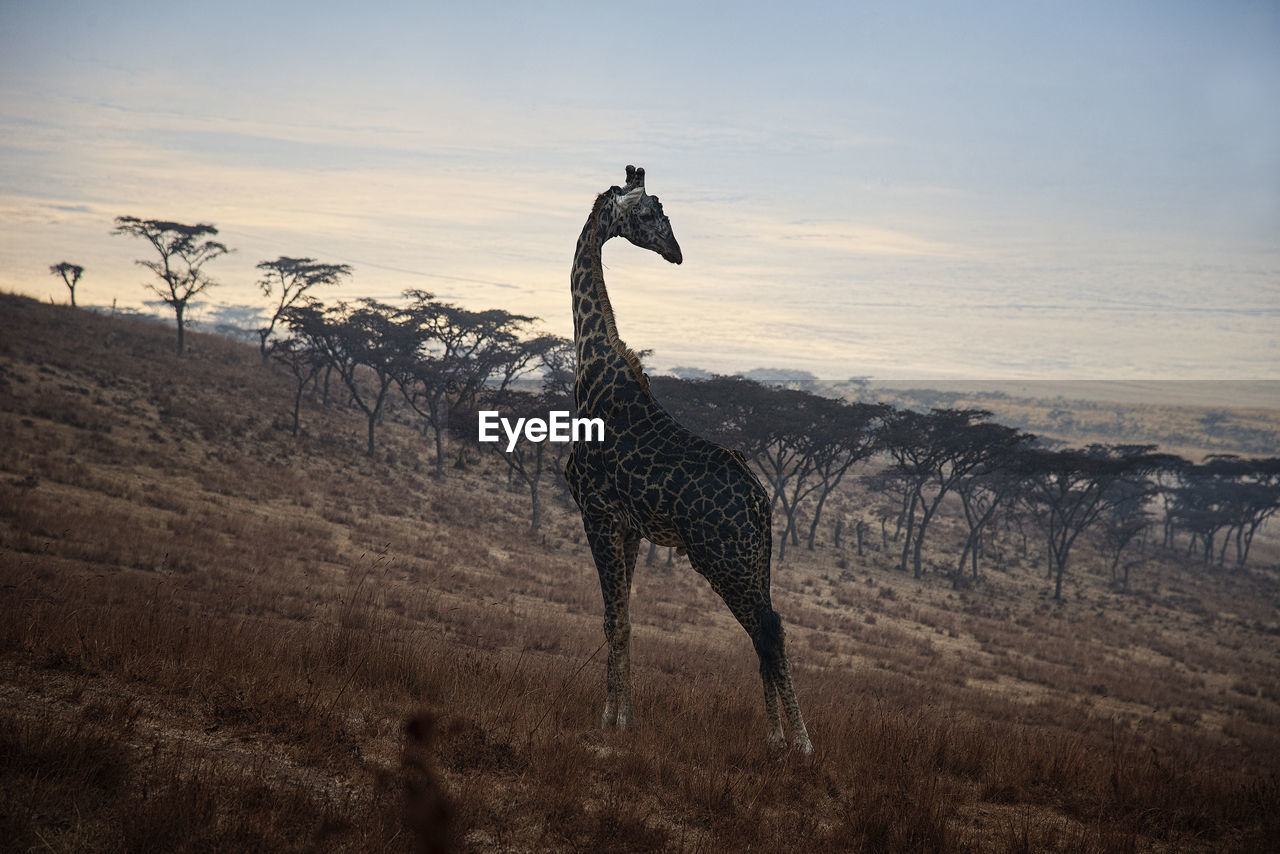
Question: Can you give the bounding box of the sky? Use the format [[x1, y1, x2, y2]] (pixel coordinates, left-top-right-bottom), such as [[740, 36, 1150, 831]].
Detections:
[[1, 0, 1278, 382]]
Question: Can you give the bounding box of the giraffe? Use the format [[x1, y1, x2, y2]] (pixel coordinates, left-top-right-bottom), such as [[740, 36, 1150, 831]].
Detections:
[[564, 165, 813, 754]]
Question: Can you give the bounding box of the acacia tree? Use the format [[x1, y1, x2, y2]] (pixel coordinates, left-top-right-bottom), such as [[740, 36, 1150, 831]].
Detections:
[[953, 467, 1009, 581], [395, 291, 540, 476], [486, 327, 556, 392], [952, 425, 1035, 584], [882, 409, 943, 576], [1153, 456, 1192, 549], [1226, 458, 1280, 568], [539, 335, 576, 399], [1017, 444, 1162, 600], [1170, 455, 1280, 568], [1098, 478, 1153, 591], [271, 336, 327, 437], [112, 217, 231, 354], [803, 399, 886, 550], [883, 408, 1004, 578], [49, 262, 84, 306], [256, 257, 351, 361], [1170, 462, 1236, 563], [284, 299, 409, 457], [864, 468, 913, 551], [737, 385, 822, 561]]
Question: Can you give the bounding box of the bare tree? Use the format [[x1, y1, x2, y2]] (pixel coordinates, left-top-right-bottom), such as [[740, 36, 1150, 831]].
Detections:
[[256, 257, 352, 361], [49, 262, 83, 306], [112, 217, 231, 354]]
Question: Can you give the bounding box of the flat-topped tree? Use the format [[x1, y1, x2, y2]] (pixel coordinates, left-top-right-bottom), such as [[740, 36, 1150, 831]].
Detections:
[[112, 217, 231, 354], [256, 257, 352, 361], [1168, 454, 1280, 568], [395, 291, 540, 476], [883, 408, 1011, 578], [284, 298, 410, 458], [1016, 443, 1164, 600], [49, 262, 83, 306]]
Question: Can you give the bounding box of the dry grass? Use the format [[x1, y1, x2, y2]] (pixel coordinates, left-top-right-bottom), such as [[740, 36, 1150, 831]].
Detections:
[[2, 293, 1279, 852]]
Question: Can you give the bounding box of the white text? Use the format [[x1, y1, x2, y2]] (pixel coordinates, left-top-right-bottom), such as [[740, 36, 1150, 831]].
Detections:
[[477, 410, 604, 452]]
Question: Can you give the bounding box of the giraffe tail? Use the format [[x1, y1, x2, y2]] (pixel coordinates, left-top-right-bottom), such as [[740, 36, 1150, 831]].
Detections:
[[752, 606, 784, 671]]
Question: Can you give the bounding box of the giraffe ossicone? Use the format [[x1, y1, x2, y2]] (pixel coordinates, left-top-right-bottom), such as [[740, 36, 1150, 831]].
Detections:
[[564, 165, 813, 754]]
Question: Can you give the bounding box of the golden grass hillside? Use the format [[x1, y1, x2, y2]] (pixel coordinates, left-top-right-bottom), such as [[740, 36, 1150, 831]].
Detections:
[[1, 293, 1278, 852]]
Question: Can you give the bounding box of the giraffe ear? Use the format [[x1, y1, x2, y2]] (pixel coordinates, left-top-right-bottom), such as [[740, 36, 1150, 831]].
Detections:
[[612, 186, 645, 211]]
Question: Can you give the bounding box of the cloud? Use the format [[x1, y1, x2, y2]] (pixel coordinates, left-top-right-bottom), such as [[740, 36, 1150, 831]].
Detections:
[[2, 13, 1276, 383], [767, 220, 978, 259]]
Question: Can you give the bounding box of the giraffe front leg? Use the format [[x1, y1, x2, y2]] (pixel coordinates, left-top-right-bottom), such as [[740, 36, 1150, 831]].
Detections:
[[601, 614, 619, 728], [605, 604, 633, 728], [585, 515, 640, 731]]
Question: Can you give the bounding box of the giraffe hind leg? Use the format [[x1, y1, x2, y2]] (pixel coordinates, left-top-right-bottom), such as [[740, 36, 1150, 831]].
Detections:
[[760, 659, 786, 750], [752, 607, 787, 749], [753, 606, 813, 755], [689, 542, 812, 754], [776, 654, 813, 755]]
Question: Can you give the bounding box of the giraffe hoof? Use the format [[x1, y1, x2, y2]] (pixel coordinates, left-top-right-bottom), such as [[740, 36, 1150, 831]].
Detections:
[[794, 736, 814, 756], [766, 732, 787, 752]]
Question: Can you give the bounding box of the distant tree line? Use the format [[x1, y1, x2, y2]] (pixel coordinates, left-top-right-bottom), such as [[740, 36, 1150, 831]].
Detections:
[[49, 216, 1280, 601], [262, 293, 1280, 600]]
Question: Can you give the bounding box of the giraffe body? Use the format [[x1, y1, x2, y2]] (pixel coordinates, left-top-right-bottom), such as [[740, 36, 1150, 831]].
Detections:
[[565, 166, 812, 753]]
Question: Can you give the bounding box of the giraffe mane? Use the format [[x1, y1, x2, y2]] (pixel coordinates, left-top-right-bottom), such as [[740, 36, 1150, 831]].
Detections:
[[589, 190, 650, 393]]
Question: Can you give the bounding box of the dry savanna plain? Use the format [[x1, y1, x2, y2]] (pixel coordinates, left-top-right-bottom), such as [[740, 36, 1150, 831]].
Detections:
[[2, 293, 1279, 852]]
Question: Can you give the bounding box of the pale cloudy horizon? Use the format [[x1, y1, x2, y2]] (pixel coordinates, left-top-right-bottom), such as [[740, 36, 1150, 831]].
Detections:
[[2, 1, 1277, 382]]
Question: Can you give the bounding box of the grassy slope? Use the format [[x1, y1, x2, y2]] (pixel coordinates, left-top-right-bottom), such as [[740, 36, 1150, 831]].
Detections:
[[1, 292, 1278, 852]]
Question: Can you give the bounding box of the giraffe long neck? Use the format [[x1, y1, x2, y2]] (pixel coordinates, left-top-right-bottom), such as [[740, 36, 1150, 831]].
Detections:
[[571, 195, 647, 400]]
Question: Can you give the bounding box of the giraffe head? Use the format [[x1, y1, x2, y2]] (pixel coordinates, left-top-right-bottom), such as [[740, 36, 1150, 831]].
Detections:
[[609, 165, 682, 265]]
